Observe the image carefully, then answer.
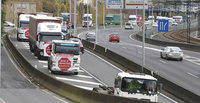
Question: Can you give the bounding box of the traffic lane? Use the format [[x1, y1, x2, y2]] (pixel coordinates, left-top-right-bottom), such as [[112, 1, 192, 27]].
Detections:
[[99, 40, 200, 95], [1, 47, 71, 103], [9, 35, 103, 90]]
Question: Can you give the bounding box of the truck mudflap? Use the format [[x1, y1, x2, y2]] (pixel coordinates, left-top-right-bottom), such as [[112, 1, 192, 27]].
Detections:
[[43, 41, 52, 57]]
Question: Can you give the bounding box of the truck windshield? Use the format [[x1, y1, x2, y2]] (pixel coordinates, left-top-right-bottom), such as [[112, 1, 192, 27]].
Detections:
[[83, 17, 92, 21], [129, 18, 136, 21], [55, 44, 80, 55], [40, 35, 62, 42], [20, 21, 29, 28], [121, 77, 157, 95], [106, 17, 113, 20]]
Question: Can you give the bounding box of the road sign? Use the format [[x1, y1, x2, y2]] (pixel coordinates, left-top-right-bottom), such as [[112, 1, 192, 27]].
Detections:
[[106, 0, 123, 9], [158, 19, 169, 32], [125, 0, 148, 9], [68, 22, 72, 27], [137, 22, 143, 27]]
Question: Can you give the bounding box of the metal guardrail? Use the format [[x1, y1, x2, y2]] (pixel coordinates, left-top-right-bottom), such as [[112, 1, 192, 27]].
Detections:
[[3, 32, 150, 103], [81, 39, 200, 103]]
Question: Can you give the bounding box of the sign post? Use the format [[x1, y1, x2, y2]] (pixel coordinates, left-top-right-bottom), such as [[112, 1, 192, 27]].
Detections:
[[158, 19, 169, 32]]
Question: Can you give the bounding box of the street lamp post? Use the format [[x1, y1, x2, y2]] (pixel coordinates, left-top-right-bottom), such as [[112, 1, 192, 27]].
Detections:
[[95, 0, 98, 45], [87, 1, 89, 31], [142, 0, 146, 73], [69, 0, 72, 37], [103, 0, 105, 29], [74, 0, 77, 36]]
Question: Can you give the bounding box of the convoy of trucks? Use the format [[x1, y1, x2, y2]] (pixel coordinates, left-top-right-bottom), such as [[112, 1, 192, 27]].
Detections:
[[15, 12, 160, 101], [105, 14, 121, 26], [82, 14, 93, 27]]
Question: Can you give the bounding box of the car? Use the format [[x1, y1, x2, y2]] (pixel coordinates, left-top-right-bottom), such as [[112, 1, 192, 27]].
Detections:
[[160, 46, 183, 61], [125, 22, 134, 29], [109, 34, 120, 42], [4, 21, 15, 27], [85, 32, 96, 41]]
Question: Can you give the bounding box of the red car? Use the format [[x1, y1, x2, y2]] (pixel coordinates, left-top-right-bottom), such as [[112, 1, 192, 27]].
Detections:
[[109, 34, 120, 42]]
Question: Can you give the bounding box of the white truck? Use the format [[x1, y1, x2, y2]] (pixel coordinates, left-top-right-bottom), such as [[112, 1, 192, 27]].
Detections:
[[82, 14, 93, 27], [48, 40, 81, 75], [93, 72, 158, 102], [29, 16, 64, 59], [128, 15, 137, 26], [17, 13, 35, 41]]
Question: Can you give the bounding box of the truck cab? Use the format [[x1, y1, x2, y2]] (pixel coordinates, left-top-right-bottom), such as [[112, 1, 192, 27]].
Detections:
[[17, 14, 34, 41], [35, 22, 64, 59], [114, 72, 158, 102], [48, 40, 81, 75], [128, 15, 137, 26], [82, 14, 93, 27]]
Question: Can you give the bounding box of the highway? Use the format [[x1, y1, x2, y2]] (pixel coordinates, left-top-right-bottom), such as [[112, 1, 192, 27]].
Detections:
[[79, 27, 200, 97], [0, 27, 72, 103], [8, 28, 177, 103]]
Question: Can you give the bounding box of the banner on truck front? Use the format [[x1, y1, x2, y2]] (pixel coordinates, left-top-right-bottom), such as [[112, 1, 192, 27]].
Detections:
[[106, 0, 123, 9]]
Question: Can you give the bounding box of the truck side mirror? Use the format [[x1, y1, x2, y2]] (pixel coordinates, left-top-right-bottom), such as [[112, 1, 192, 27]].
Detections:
[[49, 46, 52, 52], [114, 78, 119, 88]]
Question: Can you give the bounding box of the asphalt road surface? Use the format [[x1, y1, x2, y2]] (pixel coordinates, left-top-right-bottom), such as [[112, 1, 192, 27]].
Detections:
[[79, 26, 200, 97], [8, 30, 177, 103]]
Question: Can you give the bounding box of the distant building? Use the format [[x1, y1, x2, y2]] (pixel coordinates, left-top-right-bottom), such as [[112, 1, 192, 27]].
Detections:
[[4, 0, 37, 25]]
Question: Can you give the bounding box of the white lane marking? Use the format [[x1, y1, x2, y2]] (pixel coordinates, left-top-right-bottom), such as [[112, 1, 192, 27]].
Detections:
[[184, 55, 200, 66], [0, 97, 6, 103], [41, 90, 69, 103], [158, 92, 178, 103], [187, 72, 199, 79], [43, 65, 48, 68], [55, 77, 101, 86], [39, 60, 47, 64], [78, 69, 84, 73], [74, 85, 93, 91], [160, 60, 166, 64], [80, 67, 107, 86], [85, 49, 123, 72], [75, 75, 92, 79]]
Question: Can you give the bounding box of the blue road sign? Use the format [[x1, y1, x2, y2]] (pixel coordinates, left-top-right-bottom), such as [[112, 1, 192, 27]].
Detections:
[[158, 19, 169, 32]]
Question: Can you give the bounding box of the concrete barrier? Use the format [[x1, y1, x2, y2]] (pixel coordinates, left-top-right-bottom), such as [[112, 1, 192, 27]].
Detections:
[[135, 33, 200, 53], [3, 33, 150, 103], [81, 39, 200, 103]]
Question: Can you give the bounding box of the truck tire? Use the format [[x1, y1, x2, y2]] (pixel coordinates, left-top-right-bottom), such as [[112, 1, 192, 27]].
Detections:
[[74, 72, 78, 75], [17, 34, 21, 41], [29, 43, 34, 53]]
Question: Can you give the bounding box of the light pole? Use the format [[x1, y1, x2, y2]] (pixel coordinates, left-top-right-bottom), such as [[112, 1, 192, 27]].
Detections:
[[95, 0, 98, 45], [87, 1, 89, 31], [69, 0, 71, 36], [0, 0, 2, 79], [103, 0, 105, 29], [142, 0, 146, 73], [74, 0, 77, 36]]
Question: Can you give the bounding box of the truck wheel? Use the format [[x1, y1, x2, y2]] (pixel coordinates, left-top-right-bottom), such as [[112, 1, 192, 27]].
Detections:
[[29, 44, 34, 53], [160, 52, 163, 58], [74, 72, 78, 75], [17, 34, 21, 41]]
